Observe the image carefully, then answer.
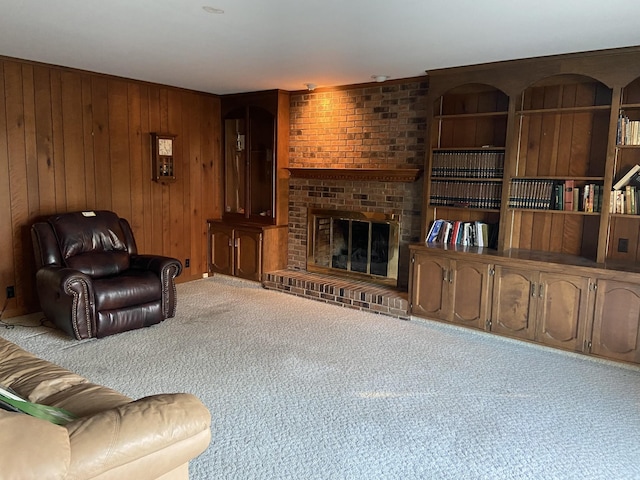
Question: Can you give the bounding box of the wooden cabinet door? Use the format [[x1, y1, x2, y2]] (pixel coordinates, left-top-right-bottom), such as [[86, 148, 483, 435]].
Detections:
[[209, 223, 234, 276], [410, 253, 450, 321], [451, 260, 493, 330], [591, 279, 640, 363], [490, 266, 537, 340], [234, 228, 263, 281], [535, 273, 591, 352]]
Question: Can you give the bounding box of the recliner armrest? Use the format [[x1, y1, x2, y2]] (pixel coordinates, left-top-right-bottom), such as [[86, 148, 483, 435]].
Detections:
[[35, 266, 95, 339], [130, 255, 182, 318], [130, 254, 182, 278], [0, 410, 71, 480], [65, 393, 211, 480]]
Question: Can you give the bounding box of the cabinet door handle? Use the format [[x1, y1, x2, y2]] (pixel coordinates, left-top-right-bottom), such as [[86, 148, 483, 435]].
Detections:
[[538, 284, 543, 298], [530, 283, 537, 298], [234, 238, 240, 248], [228, 238, 233, 247], [443, 269, 448, 283]]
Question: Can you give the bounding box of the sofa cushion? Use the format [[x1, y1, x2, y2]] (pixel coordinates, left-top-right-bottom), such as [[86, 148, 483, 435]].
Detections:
[[93, 270, 161, 311]]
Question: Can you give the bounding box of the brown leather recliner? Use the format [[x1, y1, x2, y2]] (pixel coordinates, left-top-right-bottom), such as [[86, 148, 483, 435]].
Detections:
[[31, 210, 182, 339]]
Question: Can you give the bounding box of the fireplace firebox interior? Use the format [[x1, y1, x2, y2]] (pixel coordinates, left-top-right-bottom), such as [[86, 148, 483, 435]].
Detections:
[[307, 209, 400, 286]]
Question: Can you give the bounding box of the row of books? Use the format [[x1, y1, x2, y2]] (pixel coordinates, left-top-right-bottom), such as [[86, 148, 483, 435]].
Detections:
[[616, 111, 640, 146], [612, 186, 640, 214], [431, 149, 504, 178], [508, 179, 603, 212], [426, 219, 498, 249], [429, 180, 502, 209]]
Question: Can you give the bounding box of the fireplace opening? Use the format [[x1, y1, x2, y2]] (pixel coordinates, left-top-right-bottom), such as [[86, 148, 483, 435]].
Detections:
[[307, 209, 400, 286]]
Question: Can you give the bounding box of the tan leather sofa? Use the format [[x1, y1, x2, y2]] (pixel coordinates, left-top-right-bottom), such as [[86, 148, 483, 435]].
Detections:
[[0, 336, 211, 479]]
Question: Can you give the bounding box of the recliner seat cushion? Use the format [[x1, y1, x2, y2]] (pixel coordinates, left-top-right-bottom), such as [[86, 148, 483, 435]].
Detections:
[[93, 270, 161, 311]]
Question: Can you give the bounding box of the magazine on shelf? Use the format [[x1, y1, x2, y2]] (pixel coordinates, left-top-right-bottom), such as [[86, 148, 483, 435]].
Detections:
[[0, 383, 76, 425]]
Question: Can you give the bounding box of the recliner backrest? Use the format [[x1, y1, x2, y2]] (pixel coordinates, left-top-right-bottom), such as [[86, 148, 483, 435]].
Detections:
[[47, 211, 132, 278]]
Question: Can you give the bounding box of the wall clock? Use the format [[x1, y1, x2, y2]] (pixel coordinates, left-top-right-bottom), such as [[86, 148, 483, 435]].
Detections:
[[151, 133, 177, 183]]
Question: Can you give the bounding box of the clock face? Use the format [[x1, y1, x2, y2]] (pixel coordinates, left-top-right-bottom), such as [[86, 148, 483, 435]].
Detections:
[[158, 138, 173, 156]]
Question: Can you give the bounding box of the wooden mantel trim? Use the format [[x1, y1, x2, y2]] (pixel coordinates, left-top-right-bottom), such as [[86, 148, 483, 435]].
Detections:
[[286, 168, 423, 182]]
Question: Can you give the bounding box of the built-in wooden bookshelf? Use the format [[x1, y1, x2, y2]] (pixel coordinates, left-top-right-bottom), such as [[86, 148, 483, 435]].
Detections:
[[425, 84, 507, 235], [411, 47, 640, 366]]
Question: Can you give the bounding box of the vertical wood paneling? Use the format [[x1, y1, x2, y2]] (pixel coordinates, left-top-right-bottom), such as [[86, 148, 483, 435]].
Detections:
[[168, 89, 183, 261], [21, 65, 39, 217], [0, 61, 15, 309], [91, 76, 112, 208], [33, 66, 56, 215], [81, 75, 96, 209], [108, 79, 131, 219], [49, 69, 67, 212], [127, 83, 144, 240], [0, 57, 220, 318], [60, 71, 86, 211]]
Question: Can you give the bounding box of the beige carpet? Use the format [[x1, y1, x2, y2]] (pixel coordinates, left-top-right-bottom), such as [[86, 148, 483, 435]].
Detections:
[[2, 275, 640, 479]]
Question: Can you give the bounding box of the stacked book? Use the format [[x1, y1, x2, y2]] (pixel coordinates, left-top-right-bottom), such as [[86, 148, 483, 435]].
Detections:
[[508, 179, 603, 212], [431, 149, 504, 178], [430, 180, 502, 209], [611, 164, 640, 214], [426, 219, 498, 249], [617, 111, 640, 146]]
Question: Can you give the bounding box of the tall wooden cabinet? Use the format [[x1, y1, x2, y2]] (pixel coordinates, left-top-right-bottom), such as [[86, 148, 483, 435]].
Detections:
[[208, 90, 289, 281], [411, 47, 640, 365]]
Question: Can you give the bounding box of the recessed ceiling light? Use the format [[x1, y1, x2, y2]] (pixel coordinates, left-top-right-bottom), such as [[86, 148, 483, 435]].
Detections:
[[202, 6, 224, 14], [304, 83, 317, 91], [371, 75, 389, 82]]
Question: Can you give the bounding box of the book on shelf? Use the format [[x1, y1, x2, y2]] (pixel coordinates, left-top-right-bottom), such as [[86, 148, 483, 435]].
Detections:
[[617, 111, 640, 146], [613, 164, 640, 190], [564, 180, 575, 211], [611, 186, 640, 215], [426, 219, 443, 242], [425, 219, 498, 249], [509, 179, 603, 212]]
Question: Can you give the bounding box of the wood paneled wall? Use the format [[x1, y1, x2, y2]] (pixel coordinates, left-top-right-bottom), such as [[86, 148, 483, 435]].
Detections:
[[0, 57, 221, 318]]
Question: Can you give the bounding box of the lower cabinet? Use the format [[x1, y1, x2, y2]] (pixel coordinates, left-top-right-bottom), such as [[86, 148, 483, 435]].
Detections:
[[590, 279, 640, 363], [208, 220, 287, 282], [410, 252, 492, 330], [408, 245, 640, 364], [491, 266, 592, 351]]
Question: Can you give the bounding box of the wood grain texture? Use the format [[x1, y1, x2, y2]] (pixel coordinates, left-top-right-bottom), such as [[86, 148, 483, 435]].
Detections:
[[0, 57, 220, 317]]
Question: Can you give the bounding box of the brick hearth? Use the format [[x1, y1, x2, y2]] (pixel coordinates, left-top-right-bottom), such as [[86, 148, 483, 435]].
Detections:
[[262, 270, 409, 320]]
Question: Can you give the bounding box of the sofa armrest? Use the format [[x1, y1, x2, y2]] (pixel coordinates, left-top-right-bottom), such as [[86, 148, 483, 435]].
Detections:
[[65, 393, 211, 480], [130, 255, 182, 318], [0, 410, 71, 480], [35, 266, 96, 339]]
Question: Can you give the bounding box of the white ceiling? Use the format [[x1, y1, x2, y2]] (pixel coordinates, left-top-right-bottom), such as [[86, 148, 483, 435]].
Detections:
[[2, 0, 640, 95]]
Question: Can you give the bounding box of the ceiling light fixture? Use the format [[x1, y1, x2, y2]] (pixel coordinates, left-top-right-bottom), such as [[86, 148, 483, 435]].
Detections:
[[202, 6, 224, 14], [371, 75, 389, 83], [305, 83, 317, 91]]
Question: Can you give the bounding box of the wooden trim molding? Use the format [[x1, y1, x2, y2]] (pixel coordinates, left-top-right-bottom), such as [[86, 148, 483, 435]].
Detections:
[[286, 168, 423, 182]]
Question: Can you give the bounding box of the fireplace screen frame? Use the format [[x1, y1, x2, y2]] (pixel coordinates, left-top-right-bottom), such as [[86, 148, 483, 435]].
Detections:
[[307, 208, 400, 287]]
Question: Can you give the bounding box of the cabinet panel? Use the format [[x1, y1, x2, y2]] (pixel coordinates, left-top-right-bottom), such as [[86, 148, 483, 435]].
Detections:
[[591, 279, 640, 363], [535, 272, 590, 351], [209, 224, 234, 276], [491, 266, 537, 340], [234, 229, 262, 281], [451, 260, 492, 329], [410, 253, 448, 320]]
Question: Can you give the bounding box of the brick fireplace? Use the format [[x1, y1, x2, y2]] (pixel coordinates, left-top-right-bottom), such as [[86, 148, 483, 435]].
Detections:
[[262, 78, 428, 318]]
